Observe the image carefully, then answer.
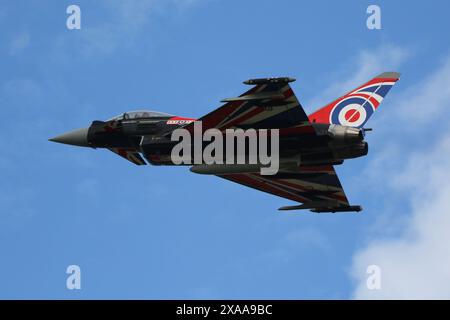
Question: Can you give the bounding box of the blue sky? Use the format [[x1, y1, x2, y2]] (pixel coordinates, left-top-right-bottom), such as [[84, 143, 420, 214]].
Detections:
[[1, 0, 450, 299]]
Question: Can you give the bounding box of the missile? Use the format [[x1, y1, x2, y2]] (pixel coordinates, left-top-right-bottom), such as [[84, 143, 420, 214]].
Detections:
[[190, 164, 262, 175], [279, 202, 362, 213], [310, 205, 362, 213], [190, 158, 303, 175], [243, 77, 296, 85]]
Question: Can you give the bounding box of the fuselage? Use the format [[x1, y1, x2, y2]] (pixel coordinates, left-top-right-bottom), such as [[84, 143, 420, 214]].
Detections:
[[49, 72, 400, 212], [82, 110, 368, 170]]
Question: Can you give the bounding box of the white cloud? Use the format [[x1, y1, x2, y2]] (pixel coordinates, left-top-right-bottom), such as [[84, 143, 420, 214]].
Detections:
[[352, 136, 450, 299], [350, 53, 450, 299], [72, 0, 201, 56], [307, 45, 409, 110], [305, 45, 450, 299], [395, 57, 450, 124]]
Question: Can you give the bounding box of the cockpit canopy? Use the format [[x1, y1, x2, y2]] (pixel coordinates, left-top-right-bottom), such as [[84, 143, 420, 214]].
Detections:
[[109, 110, 173, 121]]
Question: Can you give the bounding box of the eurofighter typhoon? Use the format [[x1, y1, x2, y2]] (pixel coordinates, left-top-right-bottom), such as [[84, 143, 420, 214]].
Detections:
[[49, 72, 400, 212]]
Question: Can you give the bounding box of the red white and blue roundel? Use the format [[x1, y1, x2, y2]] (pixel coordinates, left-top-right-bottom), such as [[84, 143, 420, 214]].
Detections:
[[329, 81, 396, 128], [330, 97, 373, 128]]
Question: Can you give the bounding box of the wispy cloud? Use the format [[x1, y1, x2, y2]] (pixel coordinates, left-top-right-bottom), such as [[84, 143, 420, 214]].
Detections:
[[350, 53, 450, 299], [394, 57, 450, 124], [8, 32, 30, 55], [307, 45, 450, 298], [307, 45, 409, 110], [226, 224, 332, 277], [63, 0, 201, 56], [283, 227, 331, 252], [352, 136, 450, 299]]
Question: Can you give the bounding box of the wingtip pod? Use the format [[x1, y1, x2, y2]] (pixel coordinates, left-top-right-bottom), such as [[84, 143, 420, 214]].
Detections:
[[278, 204, 362, 213]]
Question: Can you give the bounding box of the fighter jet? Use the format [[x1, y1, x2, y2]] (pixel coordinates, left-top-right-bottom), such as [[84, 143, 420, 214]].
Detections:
[[49, 72, 400, 212]]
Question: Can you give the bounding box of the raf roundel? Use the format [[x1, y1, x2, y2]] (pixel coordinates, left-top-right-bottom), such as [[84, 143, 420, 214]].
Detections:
[[330, 96, 375, 128]]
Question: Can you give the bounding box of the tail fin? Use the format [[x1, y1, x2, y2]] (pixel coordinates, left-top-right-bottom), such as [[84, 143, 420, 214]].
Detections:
[[308, 72, 400, 128]]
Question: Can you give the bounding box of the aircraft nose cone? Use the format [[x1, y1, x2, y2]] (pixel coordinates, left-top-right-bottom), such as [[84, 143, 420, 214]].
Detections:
[[49, 127, 89, 147]]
